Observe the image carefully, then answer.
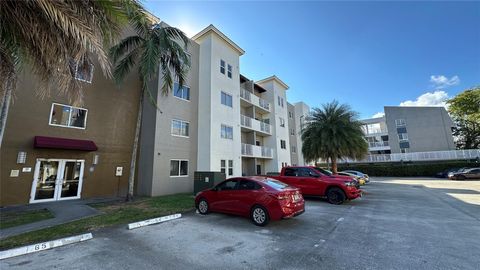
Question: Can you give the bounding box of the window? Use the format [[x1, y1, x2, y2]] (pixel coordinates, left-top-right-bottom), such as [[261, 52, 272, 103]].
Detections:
[[221, 124, 233, 139], [216, 179, 238, 191], [290, 128, 295, 136], [227, 64, 232, 78], [280, 140, 286, 149], [400, 148, 408, 153], [220, 159, 233, 175], [49, 103, 88, 129], [395, 119, 406, 127], [171, 119, 189, 137], [279, 117, 285, 127], [398, 133, 408, 141], [70, 59, 94, 83], [238, 180, 261, 190], [291, 146, 296, 153], [399, 141, 410, 149], [288, 111, 293, 118], [278, 96, 281, 106], [220, 60, 226, 74], [228, 160, 233, 176], [221, 91, 233, 107], [284, 168, 298, 176], [173, 82, 190, 101], [281, 98, 284, 107], [220, 160, 226, 174], [170, 160, 188, 176]]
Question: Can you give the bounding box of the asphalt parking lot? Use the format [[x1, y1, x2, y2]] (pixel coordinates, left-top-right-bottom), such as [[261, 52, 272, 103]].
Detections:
[[2, 177, 479, 270]]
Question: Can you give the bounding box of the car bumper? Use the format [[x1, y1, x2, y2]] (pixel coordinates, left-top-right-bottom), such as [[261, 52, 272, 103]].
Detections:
[[280, 201, 305, 219], [346, 187, 362, 200]]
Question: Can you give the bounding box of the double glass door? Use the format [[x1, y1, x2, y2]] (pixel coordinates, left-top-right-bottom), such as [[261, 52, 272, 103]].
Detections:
[[30, 159, 85, 203]]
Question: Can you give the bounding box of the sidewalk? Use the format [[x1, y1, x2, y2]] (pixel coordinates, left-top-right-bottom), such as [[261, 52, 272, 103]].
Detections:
[[0, 197, 120, 239]]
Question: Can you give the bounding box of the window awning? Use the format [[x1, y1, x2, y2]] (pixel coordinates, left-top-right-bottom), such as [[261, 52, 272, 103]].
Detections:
[[34, 136, 98, 151]]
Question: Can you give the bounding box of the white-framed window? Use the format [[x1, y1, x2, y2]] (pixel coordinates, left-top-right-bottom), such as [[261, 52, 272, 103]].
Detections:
[[288, 111, 293, 118], [221, 159, 234, 176], [220, 60, 226, 74], [170, 159, 188, 177], [290, 128, 295, 136], [70, 59, 94, 83], [227, 64, 232, 78], [173, 82, 190, 101], [278, 96, 281, 106], [291, 146, 296, 153], [221, 91, 233, 107], [221, 124, 233, 139], [400, 148, 408, 153], [49, 103, 88, 129], [395, 119, 406, 127], [281, 97, 284, 107], [280, 140, 286, 149], [279, 117, 285, 127], [398, 133, 408, 141], [171, 119, 189, 137]]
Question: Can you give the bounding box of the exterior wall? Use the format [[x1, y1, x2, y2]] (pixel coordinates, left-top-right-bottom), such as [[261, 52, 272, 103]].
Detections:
[[1, 64, 140, 206], [293, 102, 310, 165], [195, 31, 242, 177], [384, 106, 456, 153], [257, 79, 291, 172], [137, 40, 200, 196], [287, 103, 298, 166]]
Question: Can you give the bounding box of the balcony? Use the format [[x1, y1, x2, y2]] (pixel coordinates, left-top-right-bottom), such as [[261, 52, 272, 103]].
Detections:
[[368, 141, 390, 151], [240, 88, 270, 113], [240, 115, 272, 136], [241, 143, 273, 159]]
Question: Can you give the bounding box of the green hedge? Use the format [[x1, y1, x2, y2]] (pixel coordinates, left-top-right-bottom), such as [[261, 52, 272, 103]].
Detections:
[[337, 160, 479, 177]]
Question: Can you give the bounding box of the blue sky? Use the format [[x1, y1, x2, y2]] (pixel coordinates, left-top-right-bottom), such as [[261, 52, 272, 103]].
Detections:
[[144, 1, 480, 119]]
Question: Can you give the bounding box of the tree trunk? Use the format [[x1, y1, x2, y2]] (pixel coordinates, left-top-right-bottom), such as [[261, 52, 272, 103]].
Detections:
[[126, 91, 144, 201], [0, 79, 14, 148], [331, 157, 338, 174]]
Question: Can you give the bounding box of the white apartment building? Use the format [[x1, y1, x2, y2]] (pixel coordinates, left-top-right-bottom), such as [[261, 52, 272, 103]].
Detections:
[[137, 25, 307, 196]]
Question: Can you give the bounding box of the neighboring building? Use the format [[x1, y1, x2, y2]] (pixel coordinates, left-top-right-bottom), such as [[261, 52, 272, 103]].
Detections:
[[0, 58, 141, 206], [1, 23, 309, 205], [361, 106, 455, 155], [288, 102, 310, 166]]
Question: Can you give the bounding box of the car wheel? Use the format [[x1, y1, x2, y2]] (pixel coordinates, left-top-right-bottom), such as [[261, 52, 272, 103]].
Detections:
[[197, 198, 209, 215], [327, 187, 346, 205], [251, 205, 270, 226]]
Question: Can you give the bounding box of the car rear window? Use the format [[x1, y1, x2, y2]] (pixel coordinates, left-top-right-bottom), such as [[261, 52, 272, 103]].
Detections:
[[263, 179, 289, 190]]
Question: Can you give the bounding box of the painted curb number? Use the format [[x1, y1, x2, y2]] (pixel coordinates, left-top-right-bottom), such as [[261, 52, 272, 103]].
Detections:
[[127, 213, 182, 230], [0, 233, 93, 260]]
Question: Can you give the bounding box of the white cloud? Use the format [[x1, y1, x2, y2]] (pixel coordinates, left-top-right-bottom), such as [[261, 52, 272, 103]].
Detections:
[[399, 90, 449, 107], [430, 75, 460, 89], [372, 112, 385, 118]]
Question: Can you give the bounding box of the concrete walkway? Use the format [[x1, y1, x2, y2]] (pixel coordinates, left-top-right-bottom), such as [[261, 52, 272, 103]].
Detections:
[[0, 198, 120, 239]]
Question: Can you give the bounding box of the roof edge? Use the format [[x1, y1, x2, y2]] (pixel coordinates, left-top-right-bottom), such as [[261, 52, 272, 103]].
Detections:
[[256, 75, 289, 90], [192, 24, 245, 55]]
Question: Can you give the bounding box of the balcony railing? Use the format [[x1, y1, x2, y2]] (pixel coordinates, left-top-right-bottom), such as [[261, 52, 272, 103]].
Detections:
[[368, 141, 389, 148], [241, 143, 273, 158], [240, 88, 270, 112], [240, 115, 272, 135], [338, 149, 480, 163]]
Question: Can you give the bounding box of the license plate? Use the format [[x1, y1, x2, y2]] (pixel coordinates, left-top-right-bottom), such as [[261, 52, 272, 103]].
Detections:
[[293, 194, 301, 202]]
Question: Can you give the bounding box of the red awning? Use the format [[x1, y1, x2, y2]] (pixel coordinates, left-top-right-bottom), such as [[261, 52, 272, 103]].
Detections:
[[34, 136, 98, 151]]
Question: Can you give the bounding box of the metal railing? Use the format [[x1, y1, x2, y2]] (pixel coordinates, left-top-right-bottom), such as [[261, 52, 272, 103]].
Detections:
[[240, 115, 272, 135], [339, 149, 480, 163], [368, 141, 389, 148], [241, 143, 273, 158], [240, 88, 270, 112]]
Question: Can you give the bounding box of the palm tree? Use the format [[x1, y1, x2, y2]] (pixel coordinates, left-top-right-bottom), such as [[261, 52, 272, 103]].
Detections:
[[0, 0, 138, 147], [301, 101, 368, 173], [110, 11, 190, 201]]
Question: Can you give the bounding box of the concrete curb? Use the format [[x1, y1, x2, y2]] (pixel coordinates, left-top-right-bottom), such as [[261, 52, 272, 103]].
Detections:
[[127, 213, 182, 230], [0, 233, 93, 260]]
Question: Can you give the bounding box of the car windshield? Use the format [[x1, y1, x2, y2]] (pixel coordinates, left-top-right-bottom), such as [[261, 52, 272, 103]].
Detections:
[[263, 179, 289, 190], [315, 168, 332, 176]]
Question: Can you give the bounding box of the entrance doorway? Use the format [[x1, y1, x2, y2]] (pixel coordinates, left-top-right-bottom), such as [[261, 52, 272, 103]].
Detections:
[[256, 164, 262, 175], [30, 159, 85, 203]]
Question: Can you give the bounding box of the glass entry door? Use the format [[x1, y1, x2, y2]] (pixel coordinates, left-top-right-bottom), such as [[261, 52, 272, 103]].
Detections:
[[30, 159, 85, 203]]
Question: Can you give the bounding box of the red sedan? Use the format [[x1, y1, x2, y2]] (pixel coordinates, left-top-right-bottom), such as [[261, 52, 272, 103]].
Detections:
[[195, 177, 305, 226]]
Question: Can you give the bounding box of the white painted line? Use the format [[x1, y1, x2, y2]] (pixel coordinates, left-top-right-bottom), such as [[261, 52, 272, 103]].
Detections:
[[127, 213, 182, 230], [0, 233, 93, 260], [337, 217, 344, 222]]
